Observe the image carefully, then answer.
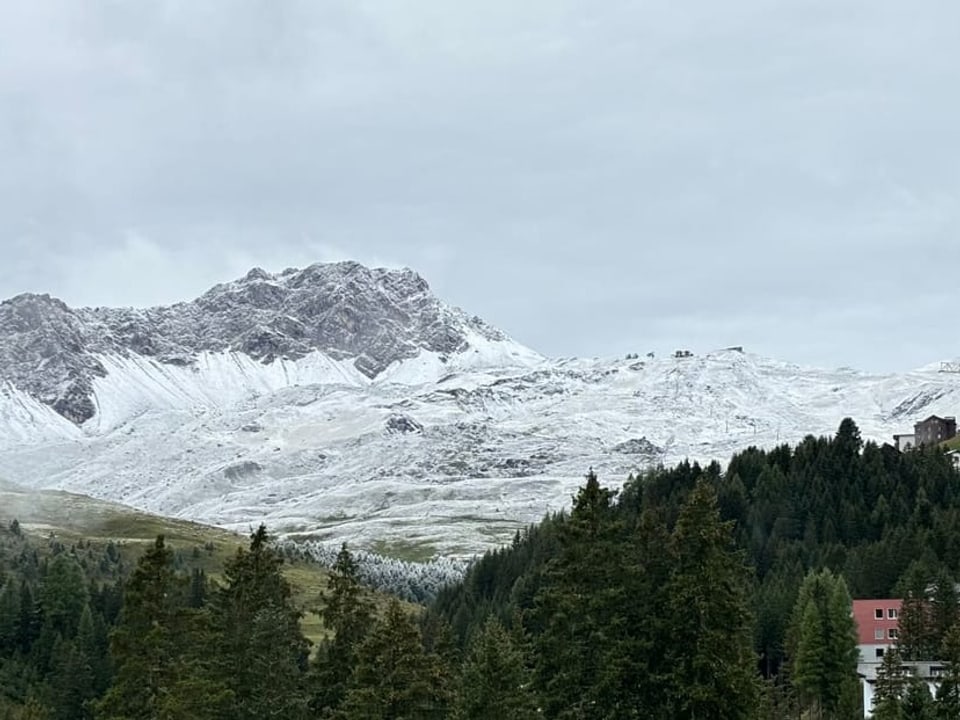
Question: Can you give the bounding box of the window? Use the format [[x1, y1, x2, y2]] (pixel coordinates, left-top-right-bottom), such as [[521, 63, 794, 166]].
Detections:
[[888, 628, 899, 640], [876, 648, 885, 659], [875, 629, 885, 640], [875, 608, 884, 619], [888, 608, 898, 620]]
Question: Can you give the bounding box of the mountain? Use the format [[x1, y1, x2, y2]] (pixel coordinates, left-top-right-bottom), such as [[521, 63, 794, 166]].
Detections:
[[0, 261, 534, 425], [1, 262, 959, 559]]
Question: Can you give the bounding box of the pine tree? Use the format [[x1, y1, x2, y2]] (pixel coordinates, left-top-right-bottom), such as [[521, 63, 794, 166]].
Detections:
[[38, 555, 89, 639], [935, 622, 960, 718], [898, 562, 936, 661], [787, 569, 860, 719], [94, 536, 187, 720], [663, 477, 759, 720], [339, 600, 450, 720], [0, 579, 20, 656], [47, 636, 95, 720], [455, 616, 537, 720], [872, 647, 906, 720], [930, 569, 957, 653], [212, 524, 308, 720], [532, 470, 631, 718], [793, 599, 829, 717], [310, 543, 374, 715], [900, 677, 934, 720]]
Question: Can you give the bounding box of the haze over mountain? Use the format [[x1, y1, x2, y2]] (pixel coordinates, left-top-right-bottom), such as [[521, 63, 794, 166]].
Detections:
[[1, 262, 958, 558]]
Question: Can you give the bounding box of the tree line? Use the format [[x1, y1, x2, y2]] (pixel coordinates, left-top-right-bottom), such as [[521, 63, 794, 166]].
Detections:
[[6, 418, 960, 717]]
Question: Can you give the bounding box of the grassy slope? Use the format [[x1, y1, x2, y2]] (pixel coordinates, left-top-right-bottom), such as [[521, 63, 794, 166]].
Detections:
[[0, 481, 342, 642]]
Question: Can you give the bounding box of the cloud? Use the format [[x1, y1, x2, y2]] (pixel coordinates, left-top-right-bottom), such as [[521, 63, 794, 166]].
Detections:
[[0, 0, 958, 371]]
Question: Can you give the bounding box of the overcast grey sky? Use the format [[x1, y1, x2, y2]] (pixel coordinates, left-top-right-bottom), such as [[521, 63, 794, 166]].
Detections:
[[1, 1, 958, 371]]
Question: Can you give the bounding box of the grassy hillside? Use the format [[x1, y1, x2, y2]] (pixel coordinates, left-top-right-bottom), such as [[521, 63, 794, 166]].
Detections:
[[0, 480, 343, 642]]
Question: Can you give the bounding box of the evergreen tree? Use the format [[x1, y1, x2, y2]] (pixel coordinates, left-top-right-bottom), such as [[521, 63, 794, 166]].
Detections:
[[663, 477, 759, 720], [0, 579, 20, 655], [929, 569, 957, 653], [935, 622, 960, 718], [94, 536, 186, 720], [339, 600, 451, 720], [872, 647, 906, 720], [47, 636, 95, 720], [310, 543, 374, 715], [788, 569, 860, 719], [455, 616, 537, 720], [533, 470, 632, 718], [212, 524, 308, 720], [901, 677, 934, 720], [38, 555, 89, 639], [898, 562, 936, 661]]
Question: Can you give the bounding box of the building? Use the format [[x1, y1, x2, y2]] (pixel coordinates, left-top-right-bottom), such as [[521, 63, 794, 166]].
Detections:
[[853, 599, 902, 664], [947, 449, 960, 471], [893, 434, 916, 452], [852, 599, 902, 717], [858, 660, 942, 718], [914, 415, 958, 446]]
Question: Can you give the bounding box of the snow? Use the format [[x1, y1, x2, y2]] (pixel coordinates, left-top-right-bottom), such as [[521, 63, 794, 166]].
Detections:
[[2, 346, 960, 559]]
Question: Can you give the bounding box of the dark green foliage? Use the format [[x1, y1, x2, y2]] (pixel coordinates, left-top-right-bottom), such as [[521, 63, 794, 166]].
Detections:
[[93, 535, 190, 719], [872, 648, 907, 720], [310, 543, 374, 715], [935, 622, 960, 717], [532, 470, 636, 718], [212, 524, 308, 720], [455, 616, 536, 720], [664, 479, 759, 720], [901, 677, 935, 719], [7, 416, 960, 718], [339, 600, 452, 720], [787, 569, 860, 718], [897, 562, 937, 661]]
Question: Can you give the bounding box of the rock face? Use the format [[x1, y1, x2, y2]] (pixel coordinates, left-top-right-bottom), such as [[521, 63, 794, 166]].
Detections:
[[0, 262, 510, 424]]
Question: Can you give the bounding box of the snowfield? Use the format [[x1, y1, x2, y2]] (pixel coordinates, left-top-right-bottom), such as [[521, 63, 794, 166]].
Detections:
[[2, 345, 959, 559]]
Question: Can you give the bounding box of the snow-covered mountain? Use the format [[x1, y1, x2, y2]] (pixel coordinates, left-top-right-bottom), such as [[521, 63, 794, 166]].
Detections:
[[1, 262, 958, 559]]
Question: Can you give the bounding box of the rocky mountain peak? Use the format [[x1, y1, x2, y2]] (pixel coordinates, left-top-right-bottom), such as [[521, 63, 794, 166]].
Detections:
[[0, 262, 524, 425]]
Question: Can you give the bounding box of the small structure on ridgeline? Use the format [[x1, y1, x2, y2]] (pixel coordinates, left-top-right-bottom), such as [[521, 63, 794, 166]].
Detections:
[[893, 415, 958, 454], [914, 415, 957, 446]]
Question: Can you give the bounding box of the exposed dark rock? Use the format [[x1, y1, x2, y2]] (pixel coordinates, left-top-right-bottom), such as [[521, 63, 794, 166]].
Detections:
[[385, 414, 423, 434], [224, 461, 263, 480], [0, 262, 515, 425], [612, 437, 664, 456]]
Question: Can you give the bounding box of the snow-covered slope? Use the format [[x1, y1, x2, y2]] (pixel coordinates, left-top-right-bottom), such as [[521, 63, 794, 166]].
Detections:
[[1, 263, 958, 559]]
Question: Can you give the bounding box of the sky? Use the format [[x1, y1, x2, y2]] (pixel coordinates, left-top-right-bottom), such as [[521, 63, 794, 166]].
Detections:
[[1, 0, 958, 372]]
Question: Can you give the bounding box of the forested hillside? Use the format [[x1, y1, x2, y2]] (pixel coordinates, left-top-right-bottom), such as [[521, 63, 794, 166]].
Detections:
[[431, 419, 960, 717], [6, 418, 960, 718]]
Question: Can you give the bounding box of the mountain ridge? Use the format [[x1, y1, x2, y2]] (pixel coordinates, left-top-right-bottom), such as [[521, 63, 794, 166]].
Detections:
[[0, 261, 534, 424], [2, 262, 959, 559]]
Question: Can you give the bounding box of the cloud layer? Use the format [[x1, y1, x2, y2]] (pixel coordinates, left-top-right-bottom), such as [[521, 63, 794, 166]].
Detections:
[[1, 0, 958, 370]]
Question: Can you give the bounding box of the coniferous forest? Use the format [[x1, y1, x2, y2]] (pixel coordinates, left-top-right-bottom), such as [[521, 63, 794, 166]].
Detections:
[[4, 418, 960, 718]]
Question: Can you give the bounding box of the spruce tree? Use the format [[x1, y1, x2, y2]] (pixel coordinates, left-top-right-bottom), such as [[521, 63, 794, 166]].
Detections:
[[900, 677, 934, 720], [898, 562, 936, 661], [310, 543, 374, 715], [663, 477, 759, 720], [788, 569, 860, 719], [94, 536, 184, 720], [872, 647, 906, 720], [935, 622, 960, 718], [0, 579, 20, 656], [455, 616, 537, 720], [212, 524, 308, 720], [339, 600, 450, 720], [533, 470, 630, 718]]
